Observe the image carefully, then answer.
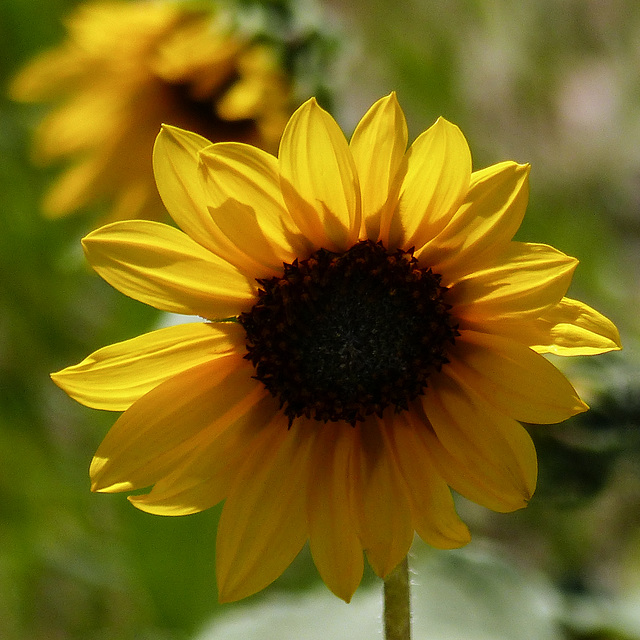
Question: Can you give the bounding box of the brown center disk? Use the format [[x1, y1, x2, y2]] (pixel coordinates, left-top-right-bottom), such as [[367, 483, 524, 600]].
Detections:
[[239, 240, 458, 426]]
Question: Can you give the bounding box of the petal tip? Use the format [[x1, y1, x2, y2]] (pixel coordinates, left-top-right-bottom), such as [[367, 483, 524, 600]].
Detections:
[[154, 123, 212, 157], [90, 481, 102, 493], [576, 398, 590, 414], [433, 115, 459, 132], [157, 122, 183, 138], [381, 90, 400, 106], [335, 589, 354, 604], [155, 123, 182, 147], [89, 456, 112, 493], [216, 580, 246, 605]]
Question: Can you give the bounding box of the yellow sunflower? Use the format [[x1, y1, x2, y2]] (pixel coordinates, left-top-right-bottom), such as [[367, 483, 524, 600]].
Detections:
[[52, 94, 621, 603], [10, 1, 291, 223]]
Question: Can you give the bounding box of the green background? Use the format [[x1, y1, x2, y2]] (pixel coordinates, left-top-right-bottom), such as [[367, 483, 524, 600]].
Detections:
[[1, 1, 638, 638]]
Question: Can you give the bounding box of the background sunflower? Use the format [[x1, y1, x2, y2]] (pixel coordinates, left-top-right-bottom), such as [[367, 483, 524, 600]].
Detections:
[[1, 1, 639, 639]]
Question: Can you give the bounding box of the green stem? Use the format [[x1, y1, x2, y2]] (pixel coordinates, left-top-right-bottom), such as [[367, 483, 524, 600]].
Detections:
[[383, 555, 411, 640]]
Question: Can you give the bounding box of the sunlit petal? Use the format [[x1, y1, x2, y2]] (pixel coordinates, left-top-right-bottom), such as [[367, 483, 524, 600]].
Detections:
[[349, 92, 408, 241], [483, 297, 623, 356], [52, 321, 245, 410], [153, 124, 224, 250], [419, 161, 530, 281], [153, 125, 269, 276], [279, 98, 361, 250], [12, 0, 293, 224], [199, 141, 311, 269], [450, 242, 578, 321], [390, 117, 471, 251], [83, 220, 255, 318]]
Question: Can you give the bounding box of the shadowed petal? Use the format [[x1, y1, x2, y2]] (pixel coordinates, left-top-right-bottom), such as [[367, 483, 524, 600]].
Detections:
[[216, 419, 314, 602], [453, 330, 588, 423], [90, 354, 257, 493], [129, 393, 275, 516], [390, 117, 471, 251], [383, 413, 471, 549], [406, 409, 532, 513], [422, 371, 538, 511], [351, 419, 414, 578], [199, 141, 311, 269], [279, 98, 361, 251], [307, 422, 363, 602], [83, 220, 255, 318], [349, 92, 408, 241], [51, 322, 245, 411]]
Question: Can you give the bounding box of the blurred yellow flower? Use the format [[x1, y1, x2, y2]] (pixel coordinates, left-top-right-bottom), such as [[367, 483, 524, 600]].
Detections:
[[52, 94, 621, 603], [11, 1, 292, 223]]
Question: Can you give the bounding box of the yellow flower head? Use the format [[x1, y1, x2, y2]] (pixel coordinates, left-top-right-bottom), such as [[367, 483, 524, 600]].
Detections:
[[52, 94, 621, 603], [11, 1, 292, 223]]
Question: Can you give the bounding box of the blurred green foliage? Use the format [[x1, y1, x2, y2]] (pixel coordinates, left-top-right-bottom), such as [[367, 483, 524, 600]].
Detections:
[[1, 0, 639, 639]]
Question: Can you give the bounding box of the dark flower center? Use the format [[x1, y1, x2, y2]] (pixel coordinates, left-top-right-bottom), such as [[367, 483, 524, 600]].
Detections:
[[165, 80, 258, 144], [239, 240, 458, 426]]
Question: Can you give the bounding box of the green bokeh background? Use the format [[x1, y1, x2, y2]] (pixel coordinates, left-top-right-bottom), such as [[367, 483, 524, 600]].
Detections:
[[0, 1, 638, 638]]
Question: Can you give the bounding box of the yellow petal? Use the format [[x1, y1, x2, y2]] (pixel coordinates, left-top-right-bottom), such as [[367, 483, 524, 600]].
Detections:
[[492, 297, 622, 356], [108, 178, 157, 223], [419, 162, 530, 281], [9, 47, 83, 102], [153, 125, 219, 247], [422, 372, 538, 512], [82, 220, 255, 319], [129, 393, 275, 516], [390, 117, 471, 251], [383, 413, 471, 549], [349, 92, 408, 241], [408, 409, 532, 513], [216, 419, 313, 602], [51, 321, 246, 411], [153, 125, 268, 276], [453, 330, 588, 423], [278, 98, 361, 251], [33, 90, 113, 160], [351, 419, 414, 578], [199, 142, 311, 269], [307, 422, 364, 602], [449, 242, 578, 322], [90, 355, 257, 493], [42, 156, 104, 218]]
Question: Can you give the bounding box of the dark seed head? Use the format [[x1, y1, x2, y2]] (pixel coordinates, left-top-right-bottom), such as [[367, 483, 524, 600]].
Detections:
[[239, 240, 458, 426]]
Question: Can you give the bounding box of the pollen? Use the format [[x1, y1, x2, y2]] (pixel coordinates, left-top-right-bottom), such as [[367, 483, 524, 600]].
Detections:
[[239, 240, 459, 426]]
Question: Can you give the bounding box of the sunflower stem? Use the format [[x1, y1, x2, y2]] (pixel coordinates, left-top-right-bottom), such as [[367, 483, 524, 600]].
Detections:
[[383, 555, 411, 640]]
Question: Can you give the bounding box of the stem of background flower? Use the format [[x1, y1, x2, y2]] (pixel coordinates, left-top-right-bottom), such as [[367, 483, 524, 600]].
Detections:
[[383, 555, 411, 640]]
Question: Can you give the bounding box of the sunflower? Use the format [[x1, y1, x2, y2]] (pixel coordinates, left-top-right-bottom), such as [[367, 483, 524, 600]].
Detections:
[[52, 94, 621, 603], [10, 1, 291, 223]]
